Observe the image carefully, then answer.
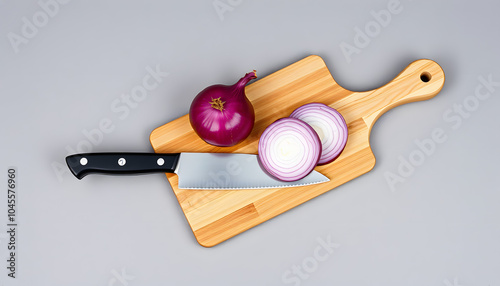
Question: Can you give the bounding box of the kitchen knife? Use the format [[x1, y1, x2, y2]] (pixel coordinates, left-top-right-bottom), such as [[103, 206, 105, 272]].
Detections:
[[65, 153, 329, 189]]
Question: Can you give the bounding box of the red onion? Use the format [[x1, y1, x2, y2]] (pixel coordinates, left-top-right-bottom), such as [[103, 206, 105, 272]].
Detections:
[[290, 103, 348, 165], [258, 118, 322, 182], [189, 71, 257, 147]]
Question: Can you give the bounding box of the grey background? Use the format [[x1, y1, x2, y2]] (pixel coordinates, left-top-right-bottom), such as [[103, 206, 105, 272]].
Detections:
[[1, 0, 499, 285]]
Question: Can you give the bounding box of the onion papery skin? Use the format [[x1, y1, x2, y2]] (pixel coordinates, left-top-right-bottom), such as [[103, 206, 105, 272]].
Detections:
[[290, 102, 348, 165], [189, 71, 256, 147], [258, 118, 322, 182]]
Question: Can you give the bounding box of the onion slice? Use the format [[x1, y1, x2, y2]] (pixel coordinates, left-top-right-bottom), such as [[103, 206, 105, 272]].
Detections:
[[290, 103, 348, 165], [258, 118, 322, 182]]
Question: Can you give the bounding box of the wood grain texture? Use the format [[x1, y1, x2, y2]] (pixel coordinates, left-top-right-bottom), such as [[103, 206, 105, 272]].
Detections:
[[149, 55, 445, 247]]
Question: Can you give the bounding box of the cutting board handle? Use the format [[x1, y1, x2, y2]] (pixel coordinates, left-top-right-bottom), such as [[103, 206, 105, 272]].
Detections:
[[358, 59, 445, 128]]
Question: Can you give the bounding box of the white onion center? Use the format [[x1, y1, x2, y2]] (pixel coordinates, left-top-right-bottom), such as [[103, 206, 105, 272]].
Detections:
[[274, 133, 304, 164]]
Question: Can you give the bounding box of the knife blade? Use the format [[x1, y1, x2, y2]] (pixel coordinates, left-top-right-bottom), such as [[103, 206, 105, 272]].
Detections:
[[65, 152, 329, 190]]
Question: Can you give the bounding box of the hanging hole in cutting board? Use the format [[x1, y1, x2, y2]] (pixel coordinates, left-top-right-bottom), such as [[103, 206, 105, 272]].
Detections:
[[420, 72, 431, 82]]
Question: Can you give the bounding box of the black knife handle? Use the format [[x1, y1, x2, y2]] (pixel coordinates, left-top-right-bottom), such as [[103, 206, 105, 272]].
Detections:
[[65, 153, 180, 179]]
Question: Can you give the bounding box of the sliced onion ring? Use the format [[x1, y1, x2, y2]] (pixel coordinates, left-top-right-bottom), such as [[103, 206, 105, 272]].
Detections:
[[258, 118, 322, 182], [290, 103, 348, 165]]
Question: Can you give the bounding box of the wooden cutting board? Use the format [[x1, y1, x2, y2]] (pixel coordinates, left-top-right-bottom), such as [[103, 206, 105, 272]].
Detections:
[[150, 55, 445, 247]]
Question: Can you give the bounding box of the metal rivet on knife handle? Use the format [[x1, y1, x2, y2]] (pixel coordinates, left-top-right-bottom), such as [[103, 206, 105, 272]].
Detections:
[[118, 158, 126, 166], [157, 158, 165, 166], [80, 157, 88, 165]]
